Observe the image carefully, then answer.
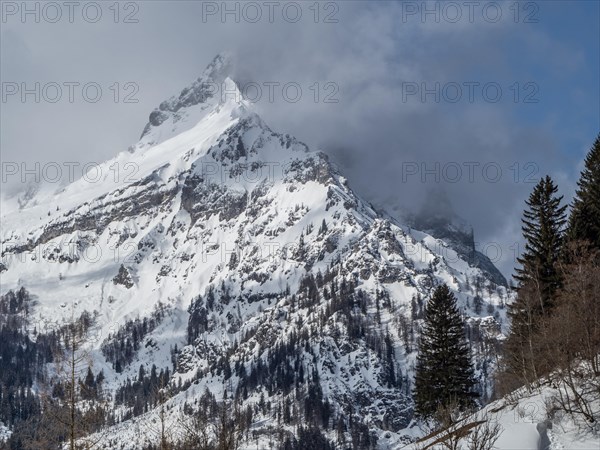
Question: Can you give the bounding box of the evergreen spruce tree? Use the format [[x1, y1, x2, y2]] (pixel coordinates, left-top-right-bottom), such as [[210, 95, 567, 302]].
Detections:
[[504, 176, 567, 385], [413, 284, 477, 419], [568, 133, 600, 250], [514, 175, 567, 312]]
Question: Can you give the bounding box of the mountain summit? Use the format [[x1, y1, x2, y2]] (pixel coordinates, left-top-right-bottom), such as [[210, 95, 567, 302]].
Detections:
[[138, 53, 243, 148]]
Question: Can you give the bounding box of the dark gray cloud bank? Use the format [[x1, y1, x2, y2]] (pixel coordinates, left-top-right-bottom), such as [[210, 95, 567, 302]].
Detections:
[[1, 1, 598, 278]]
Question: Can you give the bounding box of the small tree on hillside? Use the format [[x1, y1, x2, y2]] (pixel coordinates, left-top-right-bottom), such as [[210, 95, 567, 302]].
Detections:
[[414, 284, 477, 419]]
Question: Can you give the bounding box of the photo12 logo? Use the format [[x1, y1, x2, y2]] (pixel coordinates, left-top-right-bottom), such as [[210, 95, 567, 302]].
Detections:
[[201, 1, 339, 24], [1, 161, 140, 184], [401, 81, 539, 104], [1, 82, 139, 104], [1, 1, 140, 23], [400, 161, 540, 184], [400, 1, 539, 24], [207, 80, 340, 104]]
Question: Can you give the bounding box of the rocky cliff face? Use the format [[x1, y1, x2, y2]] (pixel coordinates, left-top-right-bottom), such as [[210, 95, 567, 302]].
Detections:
[[410, 188, 508, 287], [0, 55, 511, 449]]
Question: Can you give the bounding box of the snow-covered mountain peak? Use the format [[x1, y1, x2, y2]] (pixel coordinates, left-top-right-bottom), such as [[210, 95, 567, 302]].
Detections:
[[137, 53, 247, 150], [0, 54, 513, 448], [0, 53, 511, 328]]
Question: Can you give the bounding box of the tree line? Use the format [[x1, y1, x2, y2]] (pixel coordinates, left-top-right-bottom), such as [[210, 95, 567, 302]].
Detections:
[[500, 133, 600, 424]]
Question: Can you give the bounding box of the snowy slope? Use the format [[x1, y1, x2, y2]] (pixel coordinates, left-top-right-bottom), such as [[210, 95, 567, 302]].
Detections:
[[401, 383, 600, 450]]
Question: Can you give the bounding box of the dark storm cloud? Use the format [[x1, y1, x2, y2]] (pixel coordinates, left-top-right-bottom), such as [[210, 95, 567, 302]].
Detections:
[[1, 1, 597, 278]]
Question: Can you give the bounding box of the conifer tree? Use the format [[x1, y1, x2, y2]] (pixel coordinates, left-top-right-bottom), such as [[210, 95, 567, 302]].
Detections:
[[413, 284, 477, 419], [505, 176, 567, 385], [568, 133, 600, 250], [514, 175, 567, 312]]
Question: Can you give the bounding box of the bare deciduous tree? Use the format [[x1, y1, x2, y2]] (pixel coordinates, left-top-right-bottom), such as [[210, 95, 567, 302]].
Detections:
[[540, 243, 600, 425], [465, 414, 502, 450]]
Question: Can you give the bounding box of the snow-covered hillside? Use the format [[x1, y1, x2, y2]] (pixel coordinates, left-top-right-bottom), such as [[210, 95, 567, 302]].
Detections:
[[402, 380, 599, 450], [0, 54, 512, 448]]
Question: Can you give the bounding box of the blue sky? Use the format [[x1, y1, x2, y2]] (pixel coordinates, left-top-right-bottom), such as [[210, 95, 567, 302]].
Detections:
[[504, 1, 599, 160]]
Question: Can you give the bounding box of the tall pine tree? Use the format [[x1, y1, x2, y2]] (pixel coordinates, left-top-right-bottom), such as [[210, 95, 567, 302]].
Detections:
[[414, 284, 477, 419], [514, 175, 567, 312], [504, 176, 566, 385], [568, 133, 600, 250]]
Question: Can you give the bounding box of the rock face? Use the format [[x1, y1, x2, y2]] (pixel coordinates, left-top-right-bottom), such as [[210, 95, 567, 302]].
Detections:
[[113, 265, 134, 289], [0, 55, 511, 448], [410, 188, 508, 287]]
